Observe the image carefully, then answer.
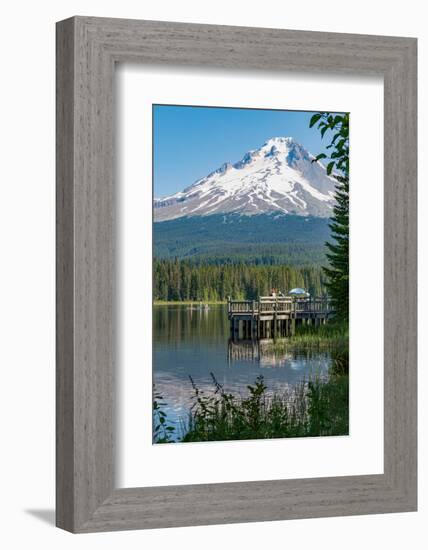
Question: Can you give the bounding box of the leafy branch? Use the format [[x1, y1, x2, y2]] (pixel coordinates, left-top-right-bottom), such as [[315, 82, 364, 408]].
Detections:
[[310, 112, 349, 176]]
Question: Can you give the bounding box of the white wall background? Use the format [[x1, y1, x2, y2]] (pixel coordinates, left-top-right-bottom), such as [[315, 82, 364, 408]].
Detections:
[[0, 1, 424, 548]]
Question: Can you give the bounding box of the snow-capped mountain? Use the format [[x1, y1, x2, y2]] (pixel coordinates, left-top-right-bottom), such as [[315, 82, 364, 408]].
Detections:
[[154, 137, 337, 222]]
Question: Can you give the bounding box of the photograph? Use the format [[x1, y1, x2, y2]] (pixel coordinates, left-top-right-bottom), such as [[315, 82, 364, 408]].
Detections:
[[152, 105, 349, 444]]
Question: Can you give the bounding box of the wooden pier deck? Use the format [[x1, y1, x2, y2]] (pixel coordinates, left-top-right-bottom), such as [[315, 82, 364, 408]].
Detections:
[[228, 296, 334, 340]]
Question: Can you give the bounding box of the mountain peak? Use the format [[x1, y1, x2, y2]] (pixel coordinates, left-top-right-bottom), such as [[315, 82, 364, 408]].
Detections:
[[154, 137, 336, 221], [263, 136, 294, 147]]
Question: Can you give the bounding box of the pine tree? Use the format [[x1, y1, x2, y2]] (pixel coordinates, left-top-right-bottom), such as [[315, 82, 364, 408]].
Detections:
[[310, 113, 349, 321], [323, 175, 349, 320]]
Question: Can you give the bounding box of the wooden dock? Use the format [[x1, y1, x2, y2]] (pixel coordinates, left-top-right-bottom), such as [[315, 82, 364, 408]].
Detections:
[[228, 296, 334, 340]]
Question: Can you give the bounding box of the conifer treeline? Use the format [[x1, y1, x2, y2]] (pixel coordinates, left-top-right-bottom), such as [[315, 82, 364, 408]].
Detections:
[[154, 259, 327, 302]]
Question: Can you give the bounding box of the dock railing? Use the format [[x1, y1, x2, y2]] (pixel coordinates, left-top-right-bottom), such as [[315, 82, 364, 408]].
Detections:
[[228, 296, 333, 317]]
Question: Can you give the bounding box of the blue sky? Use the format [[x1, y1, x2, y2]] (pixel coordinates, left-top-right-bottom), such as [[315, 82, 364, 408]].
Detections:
[[153, 105, 341, 197]]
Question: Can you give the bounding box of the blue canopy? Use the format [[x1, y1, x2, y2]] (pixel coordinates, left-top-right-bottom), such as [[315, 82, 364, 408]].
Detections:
[[288, 288, 310, 297]]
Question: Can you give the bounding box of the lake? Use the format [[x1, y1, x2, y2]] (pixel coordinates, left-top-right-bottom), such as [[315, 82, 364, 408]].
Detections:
[[153, 304, 332, 440]]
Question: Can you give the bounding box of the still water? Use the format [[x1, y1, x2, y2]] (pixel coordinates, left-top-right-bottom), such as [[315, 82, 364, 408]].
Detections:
[[153, 305, 332, 436]]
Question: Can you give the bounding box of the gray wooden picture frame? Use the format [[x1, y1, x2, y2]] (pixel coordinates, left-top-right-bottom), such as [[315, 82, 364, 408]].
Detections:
[[56, 16, 417, 533]]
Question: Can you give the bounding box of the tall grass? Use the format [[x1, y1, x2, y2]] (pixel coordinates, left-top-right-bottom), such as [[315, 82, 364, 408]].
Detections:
[[181, 373, 348, 442], [265, 323, 349, 364], [153, 371, 349, 443], [272, 321, 348, 350], [153, 387, 177, 443]]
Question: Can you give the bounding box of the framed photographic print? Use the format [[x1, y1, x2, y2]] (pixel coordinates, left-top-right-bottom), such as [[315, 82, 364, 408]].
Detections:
[[56, 17, 417, 532]]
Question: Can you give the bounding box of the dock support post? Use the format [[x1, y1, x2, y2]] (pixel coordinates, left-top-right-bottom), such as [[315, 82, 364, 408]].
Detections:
[[273, 297, 277, 340], [252, 300, 256, 340]]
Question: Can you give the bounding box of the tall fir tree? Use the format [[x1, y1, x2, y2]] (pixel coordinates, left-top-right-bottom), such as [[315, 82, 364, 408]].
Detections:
[[310, 113, 349, 321]]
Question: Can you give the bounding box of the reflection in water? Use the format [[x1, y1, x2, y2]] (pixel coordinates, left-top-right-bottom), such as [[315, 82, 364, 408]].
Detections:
[[227, 339, 325, 368], [153, 304, 332, 431]]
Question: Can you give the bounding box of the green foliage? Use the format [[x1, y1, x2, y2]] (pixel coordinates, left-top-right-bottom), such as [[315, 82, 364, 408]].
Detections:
[[179, 373, 349, 442], [311, 112, 349, 321], [310, 112, 349, 175], [330, 345, 349, 376], [153, 258, 327, 302], [152, 386, 176, 443], [306, 374, 349, 436]]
